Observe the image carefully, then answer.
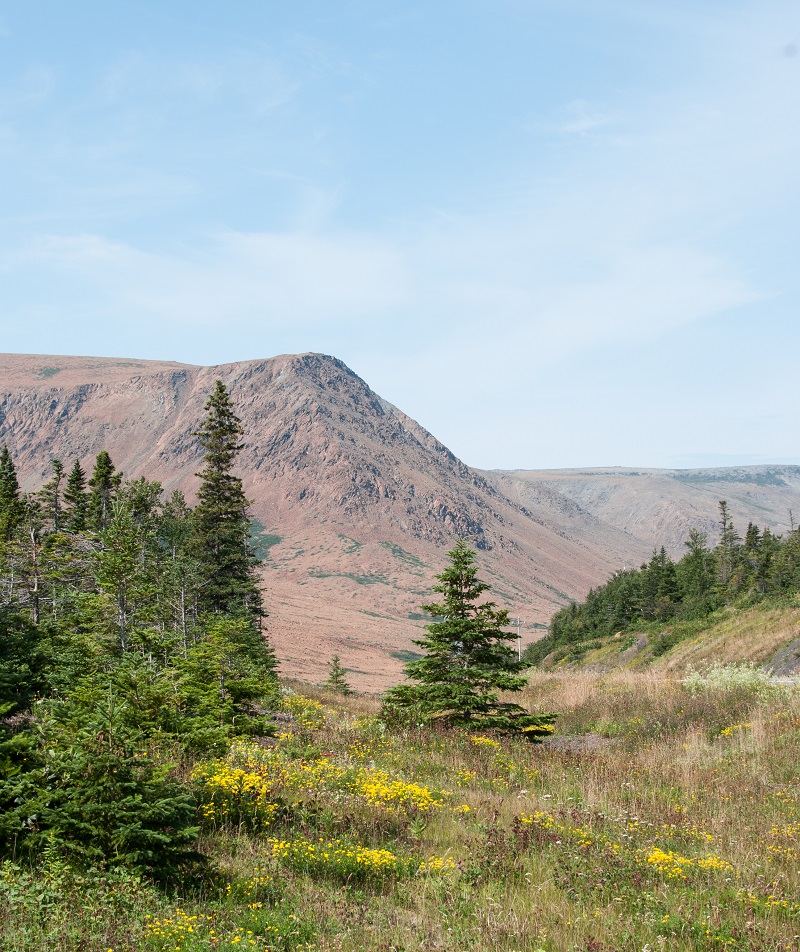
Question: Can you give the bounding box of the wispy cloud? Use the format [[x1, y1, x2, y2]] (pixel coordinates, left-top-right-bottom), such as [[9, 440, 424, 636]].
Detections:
[[7, 229, 407, 331], [557, 100, 618, 136]]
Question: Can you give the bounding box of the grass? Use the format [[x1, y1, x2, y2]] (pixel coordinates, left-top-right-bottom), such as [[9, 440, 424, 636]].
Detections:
[[337, 535, 364, 554], [3, 673, 800, 951]]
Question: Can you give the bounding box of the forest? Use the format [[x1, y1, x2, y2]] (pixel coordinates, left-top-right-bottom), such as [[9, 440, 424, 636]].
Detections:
[[526, 501, 800, 665]]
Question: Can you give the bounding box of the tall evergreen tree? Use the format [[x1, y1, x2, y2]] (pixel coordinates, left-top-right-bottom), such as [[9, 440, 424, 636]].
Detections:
[[37, 458, 65, 532], [383, 539, 555, 740], [159, 490, 201, 648], [715, 500, 742, 602], [63, 458, 88, 531], [0, 445, 23, 542], [191, 381, 262, 618], [639, 548, 678, 620], [87, 451, 122, 531]]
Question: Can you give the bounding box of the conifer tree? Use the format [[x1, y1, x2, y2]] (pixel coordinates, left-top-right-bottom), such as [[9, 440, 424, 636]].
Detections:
[[159, 490, 201, 647], [37, 458, 65, 532], [191, 381, 262, 618], [325, 655, 353, 695], [0, 445, 23, 542], [63, 458, 88, 531], [87, 451, 122, 531], [0, 610, 41, 847], [10, 692, 199, 877], [715, 500, 742, 602], [383, 539, 555, 740]]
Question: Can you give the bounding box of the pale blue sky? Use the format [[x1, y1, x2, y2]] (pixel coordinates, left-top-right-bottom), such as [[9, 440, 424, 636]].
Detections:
[[2, 1, 799, 469]]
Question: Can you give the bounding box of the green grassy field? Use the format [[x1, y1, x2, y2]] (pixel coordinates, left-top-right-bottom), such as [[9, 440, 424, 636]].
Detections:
[[2, 669, 799, 952]]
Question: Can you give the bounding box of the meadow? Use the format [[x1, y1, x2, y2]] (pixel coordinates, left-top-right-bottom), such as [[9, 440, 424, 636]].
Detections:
[[2, 667, 799, 952]]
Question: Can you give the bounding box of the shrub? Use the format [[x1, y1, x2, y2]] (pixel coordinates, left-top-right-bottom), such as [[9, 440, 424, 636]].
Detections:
[[8, 692, 199, 878]]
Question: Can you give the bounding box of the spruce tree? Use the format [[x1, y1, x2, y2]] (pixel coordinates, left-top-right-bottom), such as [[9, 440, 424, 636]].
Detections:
[[325, 655, 353, 695], [715, 500, 742, 602], [383, 539, 555, 740], [10, 692, 199, 877], [191, 381, 262, 618], [0, 445, 23, 542], [37, 458, 65, 532], [87, 451, 122, 531], [63, 458, 89, 531]]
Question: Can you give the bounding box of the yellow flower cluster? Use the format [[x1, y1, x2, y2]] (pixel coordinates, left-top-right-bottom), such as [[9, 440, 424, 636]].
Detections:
[[518, 811, 733, 882], [281, 693, 327, 729], [218, 741, 447, 817], [766, 821, 800, 860], [736, 886, 800, 913], [521, 723, 555, 733], [519, 811, 557, 829], [267, 836, 412, 880], [720, 721, 752, 736], [146, 908, 213, 947], [456, 769, 476, 786], [469, 735, 502, 750], [191, 761, 278, 829], [354, 768, 446, 813], [642, 847, 732, 879], [145, 909, 265, 950], [418, 855, 457, 873], [227, 866, 273, 904]]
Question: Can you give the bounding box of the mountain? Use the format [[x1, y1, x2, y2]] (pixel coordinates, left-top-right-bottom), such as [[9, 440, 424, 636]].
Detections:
[[3, 352, 799, 690]]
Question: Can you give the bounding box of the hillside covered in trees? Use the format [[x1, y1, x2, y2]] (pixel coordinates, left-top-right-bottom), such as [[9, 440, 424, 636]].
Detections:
[[526, 501, 800, 666]]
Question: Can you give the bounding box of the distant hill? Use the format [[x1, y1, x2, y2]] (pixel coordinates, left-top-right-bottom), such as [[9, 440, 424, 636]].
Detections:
[[3, 351, 799, 690], [482, 466, 800, 557], [529, 599, 800, 677]]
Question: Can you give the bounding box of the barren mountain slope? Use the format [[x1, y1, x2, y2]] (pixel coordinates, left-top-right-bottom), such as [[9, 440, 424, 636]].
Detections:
[[482, 467, 800, 559], [1, 352, 645, 690]]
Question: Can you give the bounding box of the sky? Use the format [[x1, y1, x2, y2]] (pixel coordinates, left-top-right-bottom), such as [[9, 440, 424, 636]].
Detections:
[[1, 0, 799, 470]]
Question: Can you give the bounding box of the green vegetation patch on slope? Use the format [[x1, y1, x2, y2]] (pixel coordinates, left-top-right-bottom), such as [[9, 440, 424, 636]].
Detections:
[[528, 599, 800, 677], [379, 540, 427, 574], [249, 519, 283, 559], [309, 570, 389, 585]]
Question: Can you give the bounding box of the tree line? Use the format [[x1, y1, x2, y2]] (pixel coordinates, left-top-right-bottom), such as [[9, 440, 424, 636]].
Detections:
[[0, 381, 278, 877], [526, 501, 800, 665]]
